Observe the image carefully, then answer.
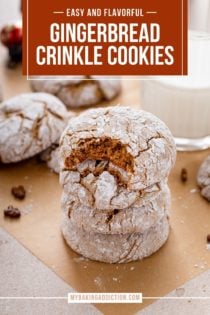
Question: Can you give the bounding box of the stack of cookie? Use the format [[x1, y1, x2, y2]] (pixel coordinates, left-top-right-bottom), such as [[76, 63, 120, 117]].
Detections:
[[60, 107, 176, 263]]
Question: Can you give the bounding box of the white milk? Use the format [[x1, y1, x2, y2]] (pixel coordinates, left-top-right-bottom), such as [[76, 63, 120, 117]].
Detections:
[[141, 31, 210, 150]]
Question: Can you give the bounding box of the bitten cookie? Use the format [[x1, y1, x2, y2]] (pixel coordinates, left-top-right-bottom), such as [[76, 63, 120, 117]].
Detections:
[[31, 76, 121, 108], [61, 182, 170, 234], [60, 106, 176, 190], [0, 93, 69, 163], [197, 155, 210, 201], [62, 214, 170, 263]]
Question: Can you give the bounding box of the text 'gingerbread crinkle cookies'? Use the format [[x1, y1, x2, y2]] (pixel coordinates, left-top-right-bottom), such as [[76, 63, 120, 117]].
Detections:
[[31, 76, 121, 108], [0, 93, 69, 163], [60, 106, 176, 190], [60, 106, 176, 263]]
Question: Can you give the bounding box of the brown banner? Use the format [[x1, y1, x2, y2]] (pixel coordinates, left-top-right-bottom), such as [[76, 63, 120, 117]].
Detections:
[[22, 0, 188, 76]]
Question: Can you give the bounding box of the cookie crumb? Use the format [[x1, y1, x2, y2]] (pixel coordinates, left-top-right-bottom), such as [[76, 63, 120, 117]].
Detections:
[[112, 277, 118, 282], [11, 185, 26, 200], [94, 277, 102, 287], [180, 168, 188, 183], [206, 244, 210, 250], [190, 188, 197, 194], [4, 205, 21, 218]]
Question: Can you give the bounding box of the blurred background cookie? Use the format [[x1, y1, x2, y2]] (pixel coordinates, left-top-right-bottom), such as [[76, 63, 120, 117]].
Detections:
[[197, 155, 210, 201], [0, 92, 69, 163], [31, 76, 121, 108]]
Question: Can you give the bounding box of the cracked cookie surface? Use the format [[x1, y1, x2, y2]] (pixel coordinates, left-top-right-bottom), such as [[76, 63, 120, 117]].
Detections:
[[62, 214, 170, 263], [197, 155, 210, 201], [0, 93, 69, 163], [61, 181, 170, 234], [60, 160, 168, 211], [60, 106, 176, 190], [39, 112, 75, 173], [31, 76, 121, 108]]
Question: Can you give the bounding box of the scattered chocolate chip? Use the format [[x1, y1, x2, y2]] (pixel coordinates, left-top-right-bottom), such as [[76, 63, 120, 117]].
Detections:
[[4, 205, 21, 218], [181, 168, 188, 183], [207, 234, 210, 243], [11, 185, 26, 200]]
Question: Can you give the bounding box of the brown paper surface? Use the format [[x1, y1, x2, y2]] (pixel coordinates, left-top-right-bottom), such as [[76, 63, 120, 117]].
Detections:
[[0, 47, 210, 315]]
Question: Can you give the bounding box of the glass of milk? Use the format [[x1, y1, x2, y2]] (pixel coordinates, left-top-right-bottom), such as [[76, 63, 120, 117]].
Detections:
[[140, 31, 210, 151]]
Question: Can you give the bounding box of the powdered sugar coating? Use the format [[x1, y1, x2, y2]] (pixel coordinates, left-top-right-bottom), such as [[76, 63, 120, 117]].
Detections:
[[0, 93, 69, 163], [197, 155, 210, 201], [60, 161, 168, 211], [31, 76, 121, 108], [40, 144, 60, 174], [39, 111, 76, 173], [62, 214, 170, 263], [60, 106, 176, 190], [61, 182, 170, 234]]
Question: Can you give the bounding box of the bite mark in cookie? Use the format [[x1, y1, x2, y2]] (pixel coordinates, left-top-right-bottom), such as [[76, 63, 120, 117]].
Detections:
[[60, 107, 176, 190], [64, 137, 134, 173]]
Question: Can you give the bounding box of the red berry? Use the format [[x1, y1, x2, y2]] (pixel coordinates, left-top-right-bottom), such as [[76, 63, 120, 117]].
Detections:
[[0, 23, 22, 47], [10, 27, 22, 45]]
